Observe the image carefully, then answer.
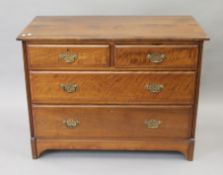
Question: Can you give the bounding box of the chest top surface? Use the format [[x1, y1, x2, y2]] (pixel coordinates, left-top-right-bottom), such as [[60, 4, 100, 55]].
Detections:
[[17, 16, 209, 41]]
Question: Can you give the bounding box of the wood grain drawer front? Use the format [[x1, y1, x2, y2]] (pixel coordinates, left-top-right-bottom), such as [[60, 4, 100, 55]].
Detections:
[[27, 45, 110, 69], [30, 71, 195, 104], [33, 106, 192, 139], [115, 45, 198, 69]]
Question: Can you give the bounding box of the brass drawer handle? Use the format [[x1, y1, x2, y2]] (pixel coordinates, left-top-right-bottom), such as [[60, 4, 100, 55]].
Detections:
[[147, 53, 166, 63], [60, 83, 79, 93], [145, 119, 161, 129], [63, 119, 80, 128], [59, 49, 78, 63], [145, 83, 164, 93]]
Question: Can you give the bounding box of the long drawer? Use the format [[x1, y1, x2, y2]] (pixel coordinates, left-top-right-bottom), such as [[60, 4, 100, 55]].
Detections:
[[33, 105, 193, 138], [30, 71, 196, 104]]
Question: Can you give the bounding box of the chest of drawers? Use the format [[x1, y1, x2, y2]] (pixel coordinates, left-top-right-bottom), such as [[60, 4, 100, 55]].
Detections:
[[17, 16, 208, 160]]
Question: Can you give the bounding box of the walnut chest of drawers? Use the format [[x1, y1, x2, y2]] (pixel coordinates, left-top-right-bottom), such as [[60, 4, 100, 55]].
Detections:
[[17, 16, 209, 160]]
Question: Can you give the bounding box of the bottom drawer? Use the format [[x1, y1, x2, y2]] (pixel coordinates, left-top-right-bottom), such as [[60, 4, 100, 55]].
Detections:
[[33, 105, 193, 139]]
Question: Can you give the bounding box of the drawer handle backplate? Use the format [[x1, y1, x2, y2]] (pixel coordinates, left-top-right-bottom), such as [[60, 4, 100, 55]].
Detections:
[[147, 53, 166, 63], [59, 49, 78, 63], [145, 119, 161, 129], [60, 83, 79, 93], [145, 83, 164, 93], [63, 119, 80, 128]]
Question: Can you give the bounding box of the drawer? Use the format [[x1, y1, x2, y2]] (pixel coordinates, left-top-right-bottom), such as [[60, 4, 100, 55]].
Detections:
[[33, 105, 193, 138], [27, 45, 110, 69], [115, 45, 198, 69], [30, 71, 195, 104]]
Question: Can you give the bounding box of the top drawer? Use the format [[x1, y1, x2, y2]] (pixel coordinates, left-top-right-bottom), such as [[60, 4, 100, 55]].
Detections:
[[115, 45, 198, 69], [27, 45, 110, 69]]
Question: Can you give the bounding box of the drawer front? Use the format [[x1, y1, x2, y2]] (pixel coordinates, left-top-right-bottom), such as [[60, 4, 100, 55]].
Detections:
[[27, 45, 110, 69], [115, 45, 198, 69], [33, 106, 192, 138], [30, 72, 195, 104]]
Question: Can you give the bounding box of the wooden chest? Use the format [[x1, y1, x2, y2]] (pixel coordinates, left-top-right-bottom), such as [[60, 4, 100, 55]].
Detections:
[[17, 16, 209, 160]]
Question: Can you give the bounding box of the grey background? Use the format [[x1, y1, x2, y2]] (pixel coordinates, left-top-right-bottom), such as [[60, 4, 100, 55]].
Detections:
[[0, 0, 222, 174]]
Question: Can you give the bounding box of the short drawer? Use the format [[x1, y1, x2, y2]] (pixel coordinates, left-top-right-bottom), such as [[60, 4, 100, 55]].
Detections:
[[30, 71, 195, 104], [33, 105, 193, 139], [27, 45, 110, 69], [115, 45, 198, 69]]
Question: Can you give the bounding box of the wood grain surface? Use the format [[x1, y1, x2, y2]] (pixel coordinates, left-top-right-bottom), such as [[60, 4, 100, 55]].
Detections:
[[29, 71, 196, 104], [17, 16, 209, 41], [115, 45, 198, 69], [27, 44, 110, 68], [33, 105, 193, 139]]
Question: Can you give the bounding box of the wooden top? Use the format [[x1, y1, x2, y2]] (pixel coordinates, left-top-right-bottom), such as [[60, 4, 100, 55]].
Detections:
[[17, 16, 209, 41]]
